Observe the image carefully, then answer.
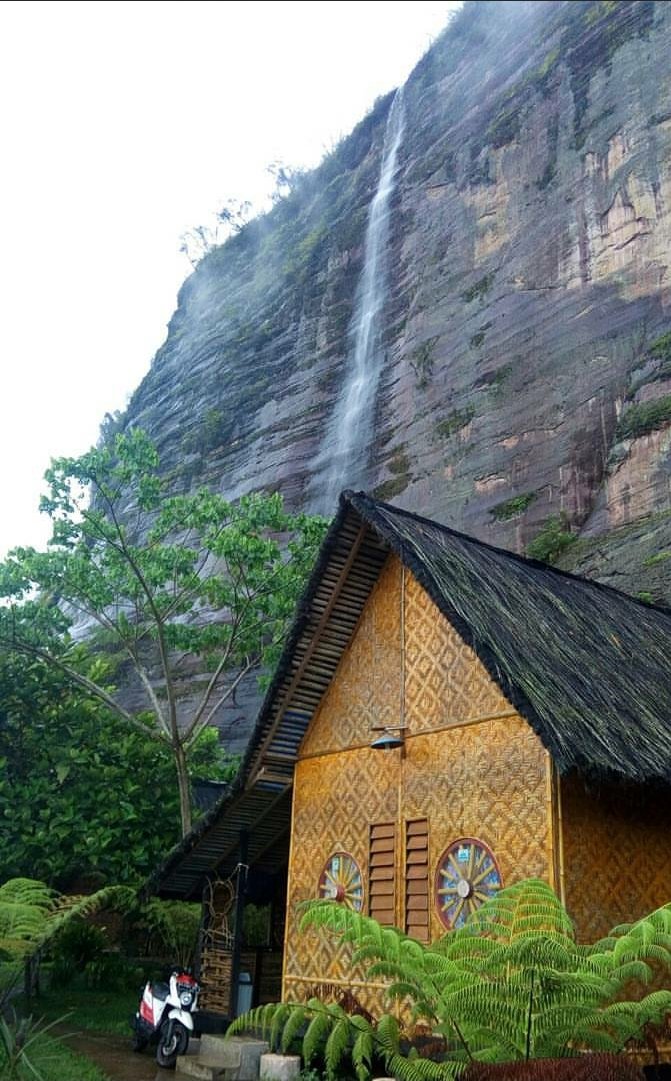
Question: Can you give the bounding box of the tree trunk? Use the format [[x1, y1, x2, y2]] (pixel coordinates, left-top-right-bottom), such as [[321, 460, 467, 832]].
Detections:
[[175, 741, 193, 836]]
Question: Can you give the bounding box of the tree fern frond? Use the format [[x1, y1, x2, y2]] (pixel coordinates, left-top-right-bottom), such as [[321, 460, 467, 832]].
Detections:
[[375, 1013, 400, 1055], [280, 1004, 308, 1053], [227, 1003, 275, 1038], [386, 1049, 463, 1080], [302, 1008, 332, 1064], [270, 1003, 291, 1050], [352, 1028, 374, 1081], [324, 1018, 350, 1081]]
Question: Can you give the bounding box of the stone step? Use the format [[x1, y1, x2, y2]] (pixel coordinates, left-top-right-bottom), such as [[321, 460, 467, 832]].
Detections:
[[176, 1035, 270, 1081], [259, 1053, 301, 1081], [174, 1059, 223, 1081]]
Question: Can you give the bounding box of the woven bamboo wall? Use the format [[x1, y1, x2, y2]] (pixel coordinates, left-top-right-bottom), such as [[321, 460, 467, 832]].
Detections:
[[561, 775, 671, 941], [283, 557, 551, 1011]]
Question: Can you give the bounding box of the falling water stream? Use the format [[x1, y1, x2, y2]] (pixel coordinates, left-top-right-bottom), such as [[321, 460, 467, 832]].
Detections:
[[311, 88, 405, 514]]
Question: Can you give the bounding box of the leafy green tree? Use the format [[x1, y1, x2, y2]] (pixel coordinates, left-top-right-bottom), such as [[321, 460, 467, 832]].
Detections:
[[231, 879, 671, 1078], [0, 429, 327, 836], [0, 648, 234, 887]]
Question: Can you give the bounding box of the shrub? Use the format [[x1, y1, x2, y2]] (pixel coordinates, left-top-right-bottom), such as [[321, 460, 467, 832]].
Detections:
[[490, 492, 536, 521], [463, 1054, 643, 1079], [527, 514, 576, 564], [616, 395, 671, 440], [136, 899, 201, 969]]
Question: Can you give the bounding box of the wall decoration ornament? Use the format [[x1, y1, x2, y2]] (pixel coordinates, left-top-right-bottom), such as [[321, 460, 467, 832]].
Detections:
[[318, 851, 364, 911], [435, 837, 502, 929]]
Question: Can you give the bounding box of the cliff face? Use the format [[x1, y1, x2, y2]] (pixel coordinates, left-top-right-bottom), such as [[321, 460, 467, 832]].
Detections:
[[119, 0, 671, 604]]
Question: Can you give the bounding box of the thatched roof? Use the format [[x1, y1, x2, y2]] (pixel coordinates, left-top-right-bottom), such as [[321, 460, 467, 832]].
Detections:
[[150, 491, 671, 898], [352, 492, 671, 784]]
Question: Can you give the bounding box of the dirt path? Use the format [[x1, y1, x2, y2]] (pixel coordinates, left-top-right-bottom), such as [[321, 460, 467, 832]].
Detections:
[[60, 1029, 179, 1081]]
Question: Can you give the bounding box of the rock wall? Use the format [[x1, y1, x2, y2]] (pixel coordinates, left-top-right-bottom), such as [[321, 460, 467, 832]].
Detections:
[[118, 0, 671, 604]]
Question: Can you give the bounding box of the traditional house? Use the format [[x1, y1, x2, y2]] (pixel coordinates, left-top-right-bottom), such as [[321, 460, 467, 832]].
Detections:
[[150, 491, 671, 1021]]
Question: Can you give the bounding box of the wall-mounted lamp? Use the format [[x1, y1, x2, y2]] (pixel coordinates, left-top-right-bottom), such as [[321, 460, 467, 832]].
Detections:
[[370, 725, 407, 751]]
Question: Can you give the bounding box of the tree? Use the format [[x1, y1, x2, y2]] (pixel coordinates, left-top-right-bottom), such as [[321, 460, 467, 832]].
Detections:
[[0, 429, 327, 836], [0, 647, 234, 887], [231, 879, 671, 1078]]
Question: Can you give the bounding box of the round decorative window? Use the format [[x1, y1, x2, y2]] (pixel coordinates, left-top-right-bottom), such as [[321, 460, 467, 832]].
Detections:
[[318, 851, 364, 911], [435, 838, 502, 930]]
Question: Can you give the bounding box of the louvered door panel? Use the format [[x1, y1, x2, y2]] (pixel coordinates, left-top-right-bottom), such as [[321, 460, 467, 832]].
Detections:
[[369, 822, 396, 926], [405, 819, 429, 941]]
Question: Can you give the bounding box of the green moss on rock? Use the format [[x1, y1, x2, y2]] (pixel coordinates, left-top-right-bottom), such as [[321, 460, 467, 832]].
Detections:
[[435, 406, 475, 440], [461, 273, 495, 304], [616, 395, 671, 440], [490, 491, 537, 521]]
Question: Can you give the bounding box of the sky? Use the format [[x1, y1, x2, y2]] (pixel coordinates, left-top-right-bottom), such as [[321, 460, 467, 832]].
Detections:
[[0, 0, 461, 557]]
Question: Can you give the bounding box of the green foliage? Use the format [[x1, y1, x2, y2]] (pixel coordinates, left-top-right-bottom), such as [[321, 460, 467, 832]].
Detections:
[[0, 649, 232, 886], [48, 920, 106, 987], [0, 428, 327, 835], [232, 880, 671, 1078], [490, 493, 536, 522], [243, 903, 271, 947], [409, 338, 439, 390], [616, 395, 671, 441], [435, 408, 475, 441], [0, 881, 55, 959], [487, 109, 520, 149], [135, 899, 201, 968], [461, 274, 495, 304], [230, 998, 386, 1081], [526, 515, 576, 565], [643, 550, 671, 568], [0, 1011, 111, 1081], [0, 1010, 73, 1081], [648, 331, 671, 362], [0, 881, 129, 963], [22, 984, 140, 1037]]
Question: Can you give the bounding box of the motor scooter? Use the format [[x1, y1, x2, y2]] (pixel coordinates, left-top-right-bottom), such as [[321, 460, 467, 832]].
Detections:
[[132, 967, 199, 1068]]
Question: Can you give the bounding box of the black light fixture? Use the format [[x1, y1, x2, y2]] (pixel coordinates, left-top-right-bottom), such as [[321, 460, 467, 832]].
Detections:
[[370, 725, 407, 751]]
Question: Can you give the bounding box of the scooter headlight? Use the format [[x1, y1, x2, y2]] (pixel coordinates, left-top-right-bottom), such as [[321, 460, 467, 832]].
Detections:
[[179, 990, 194, 1007]]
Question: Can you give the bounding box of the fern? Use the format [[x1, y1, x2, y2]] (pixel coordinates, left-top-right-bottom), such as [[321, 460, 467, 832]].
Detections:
[[302, 1005, 332, 1064], [233, 879, 671, 1078]]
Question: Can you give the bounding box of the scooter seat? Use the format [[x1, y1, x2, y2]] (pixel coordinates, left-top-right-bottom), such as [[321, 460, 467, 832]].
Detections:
[[151, 982, 170, 1000]]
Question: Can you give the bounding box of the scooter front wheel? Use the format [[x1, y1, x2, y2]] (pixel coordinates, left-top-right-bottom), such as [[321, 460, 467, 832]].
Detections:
[[156, 1021, 189, 1069]]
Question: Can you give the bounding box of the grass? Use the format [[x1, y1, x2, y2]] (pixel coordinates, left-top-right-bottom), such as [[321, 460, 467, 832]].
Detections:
[[0, 1032, 113, 1081], [0, 963, 21, 993], [18, 986, 139, 1037]]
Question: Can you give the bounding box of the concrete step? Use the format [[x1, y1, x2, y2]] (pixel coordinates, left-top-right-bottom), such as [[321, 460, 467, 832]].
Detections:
[[175, 1059, 222, 1081], [197, 1035, 269, 1080]]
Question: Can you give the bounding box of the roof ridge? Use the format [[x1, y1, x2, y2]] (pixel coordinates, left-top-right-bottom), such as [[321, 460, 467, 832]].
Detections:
[[343, 490, 671, 617]]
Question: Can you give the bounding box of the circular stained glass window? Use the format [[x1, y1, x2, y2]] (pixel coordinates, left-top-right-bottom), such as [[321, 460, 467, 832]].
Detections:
[[318, 851, 364, 911], [435, 838, 502, 930]]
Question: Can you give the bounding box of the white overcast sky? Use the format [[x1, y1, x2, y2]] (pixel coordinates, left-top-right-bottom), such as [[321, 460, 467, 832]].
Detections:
[[0, 0, 460, 557]]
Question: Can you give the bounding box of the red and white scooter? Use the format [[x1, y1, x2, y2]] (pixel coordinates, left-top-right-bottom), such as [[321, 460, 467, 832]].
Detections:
[[132, 968, 199, 1068]]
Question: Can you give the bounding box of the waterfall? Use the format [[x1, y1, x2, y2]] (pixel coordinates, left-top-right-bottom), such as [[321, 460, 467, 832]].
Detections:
[[311, 88, 405, 514]]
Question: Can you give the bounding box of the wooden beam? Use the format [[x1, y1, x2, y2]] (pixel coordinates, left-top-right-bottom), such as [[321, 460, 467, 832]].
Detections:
[[246, 521, 372, 788]]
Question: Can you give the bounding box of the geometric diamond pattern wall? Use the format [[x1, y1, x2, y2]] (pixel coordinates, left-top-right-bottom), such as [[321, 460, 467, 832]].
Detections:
[[284, 556, 552, 1010], [561, 774, 671, 942]]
